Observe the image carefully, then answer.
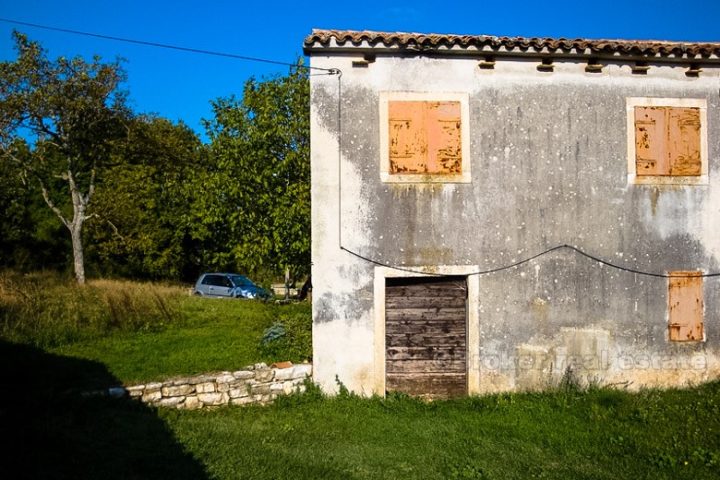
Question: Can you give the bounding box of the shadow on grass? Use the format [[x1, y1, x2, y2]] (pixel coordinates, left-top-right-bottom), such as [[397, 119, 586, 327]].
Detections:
[[0, 340, 209, 480]]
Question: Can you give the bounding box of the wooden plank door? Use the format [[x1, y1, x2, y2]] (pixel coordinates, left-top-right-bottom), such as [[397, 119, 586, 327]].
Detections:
[[385, 276, 467, 399]]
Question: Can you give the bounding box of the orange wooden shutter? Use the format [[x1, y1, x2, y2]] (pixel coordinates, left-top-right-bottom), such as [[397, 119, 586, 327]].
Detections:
[[426, 101, 462, 174], [389, 101, 426, 174], [667, 107, 701, 176], [668, 271, 704, 341], [388, 101, 461, 175], [635, 106, 668, 175]]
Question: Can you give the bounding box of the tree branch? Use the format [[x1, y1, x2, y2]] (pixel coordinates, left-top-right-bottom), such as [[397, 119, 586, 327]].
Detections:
[[39, 180, 70, 228], [85, 163, 97, 204], [107, 219, 124, 241]]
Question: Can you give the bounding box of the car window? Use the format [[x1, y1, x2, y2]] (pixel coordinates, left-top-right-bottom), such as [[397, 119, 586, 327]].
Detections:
[[201, 275, 229, 287], [231, 275, 253, 287]]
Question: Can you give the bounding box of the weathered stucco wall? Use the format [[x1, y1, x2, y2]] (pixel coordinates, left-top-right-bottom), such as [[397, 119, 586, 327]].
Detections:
[[310, 52, 720, 395]]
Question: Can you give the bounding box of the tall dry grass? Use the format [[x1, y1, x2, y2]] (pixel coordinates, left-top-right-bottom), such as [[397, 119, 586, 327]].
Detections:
[[0, 271, 188, 347]]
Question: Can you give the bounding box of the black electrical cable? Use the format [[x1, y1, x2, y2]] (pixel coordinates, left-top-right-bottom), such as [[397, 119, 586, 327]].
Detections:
[[340, 244, 720, 278], [0, 17, 340, 74]]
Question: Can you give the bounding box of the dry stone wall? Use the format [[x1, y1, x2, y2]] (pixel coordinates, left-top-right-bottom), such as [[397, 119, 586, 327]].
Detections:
[[102, 363, 312, 409]]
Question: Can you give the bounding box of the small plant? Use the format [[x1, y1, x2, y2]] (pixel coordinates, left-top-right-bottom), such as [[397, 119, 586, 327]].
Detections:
[[558, 366, 581, 392], [258, 311, 311, 362], [260, 322, 286, 344]]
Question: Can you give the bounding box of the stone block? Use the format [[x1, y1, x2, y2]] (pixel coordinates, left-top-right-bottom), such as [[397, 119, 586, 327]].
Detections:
[[196, 382, 216, 394], [229, 388, 249, 399], [251, 384, 271, 395], [273, 366, 296, 381], [157, 396, 185, 407], [198, 392, 228, 406], [162, 384, 194, 397], [183, 395, 201, 410], [231, 396, 254, 406], [293, 364, 313, 378], [270, 383, 285, 394], [188, 375, 215, 385], [255, 369, 274, 382], [216, 374, 235, 384], [232, 370, 255, 380], [254, 362, 268, 370], [275, 364, 312, 381], [141, 390, 162, 403], [282, 381, 299, 395], [217, 382, 230, 393], [144, 382, 163, 392], [126, 385, 145, 393]]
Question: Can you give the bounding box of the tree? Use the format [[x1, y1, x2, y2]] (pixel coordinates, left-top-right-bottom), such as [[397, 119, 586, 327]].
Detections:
[[205, 66, 310, 282], [0, 32, 130, 284], [87, 116, 206, 280]]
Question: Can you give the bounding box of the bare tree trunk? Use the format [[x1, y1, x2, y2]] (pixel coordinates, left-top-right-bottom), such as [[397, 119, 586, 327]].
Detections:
[[69, 219, 86, 285], [40, 168, 93, 285], [68, 177, 88, 286]]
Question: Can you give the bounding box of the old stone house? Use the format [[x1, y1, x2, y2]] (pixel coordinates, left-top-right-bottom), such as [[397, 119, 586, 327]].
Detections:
[[304, 30, 720, 398]]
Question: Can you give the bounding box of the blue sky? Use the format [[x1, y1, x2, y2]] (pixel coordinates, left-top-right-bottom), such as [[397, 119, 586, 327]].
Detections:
[[1, 0, 718, 140]]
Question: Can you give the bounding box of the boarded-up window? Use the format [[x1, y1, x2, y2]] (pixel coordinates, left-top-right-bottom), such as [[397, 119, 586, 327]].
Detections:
[[668, 271, 704, 342], [634, 106, 701, 176], [388, 101, 462, 175]]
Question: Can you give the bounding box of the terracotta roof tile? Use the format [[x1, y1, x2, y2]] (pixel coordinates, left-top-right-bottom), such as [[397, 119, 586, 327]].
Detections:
[[304, 29, 720, 61]]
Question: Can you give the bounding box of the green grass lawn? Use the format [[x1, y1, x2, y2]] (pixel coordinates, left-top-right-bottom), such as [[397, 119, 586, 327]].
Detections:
[[50, 297, 310, 384], [159, 384, 720, 480]]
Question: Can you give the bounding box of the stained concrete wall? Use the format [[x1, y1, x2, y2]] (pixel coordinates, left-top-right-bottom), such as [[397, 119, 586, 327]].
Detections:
[[310, 52, 720, 395]]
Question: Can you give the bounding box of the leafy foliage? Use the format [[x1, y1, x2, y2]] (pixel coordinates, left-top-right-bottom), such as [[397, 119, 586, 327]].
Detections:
[[0, 32, 131, 283], [204, 65, 310, 281], [86, 116, 207, 279], [0, 33, 311, 283]]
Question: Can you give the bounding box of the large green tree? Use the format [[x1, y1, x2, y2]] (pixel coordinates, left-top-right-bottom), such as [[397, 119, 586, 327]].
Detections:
[[205, 66, 310, 282], [87, 116, 206, 280], [0, 32, 130, 284]]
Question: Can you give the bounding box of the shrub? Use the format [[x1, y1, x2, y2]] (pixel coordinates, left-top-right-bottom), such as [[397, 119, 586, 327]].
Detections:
[[259, 311, 311, 362]]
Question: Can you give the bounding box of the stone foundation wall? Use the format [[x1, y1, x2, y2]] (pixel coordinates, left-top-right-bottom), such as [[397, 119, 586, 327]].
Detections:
[[103, 363, 312, 409]]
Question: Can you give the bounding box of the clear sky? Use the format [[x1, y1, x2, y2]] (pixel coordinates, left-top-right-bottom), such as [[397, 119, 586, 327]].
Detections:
[[1, 0, 718, 140]]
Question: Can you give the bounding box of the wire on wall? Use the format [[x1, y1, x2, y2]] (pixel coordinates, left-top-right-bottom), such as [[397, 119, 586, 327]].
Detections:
[[340, 244, 720, 279]]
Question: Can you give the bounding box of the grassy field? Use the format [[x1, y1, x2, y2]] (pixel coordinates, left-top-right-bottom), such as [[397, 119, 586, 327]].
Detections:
[[0, 271, 310, 384], [1, 272, 719, 479]]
